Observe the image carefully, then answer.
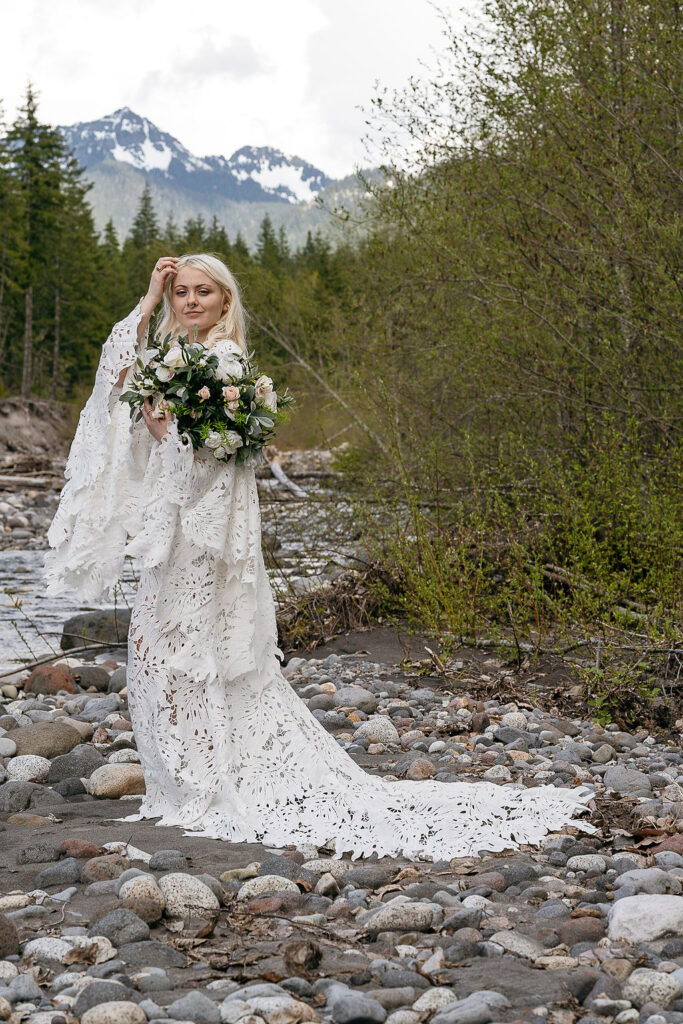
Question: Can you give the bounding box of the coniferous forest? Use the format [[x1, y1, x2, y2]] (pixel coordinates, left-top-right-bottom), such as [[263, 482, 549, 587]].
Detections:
[[1, 0, 681, 718]]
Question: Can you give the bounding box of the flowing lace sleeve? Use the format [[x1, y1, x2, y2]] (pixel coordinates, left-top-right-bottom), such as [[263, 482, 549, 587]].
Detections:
[[122, 418, 197, 568], [43, 300, 154, 602]]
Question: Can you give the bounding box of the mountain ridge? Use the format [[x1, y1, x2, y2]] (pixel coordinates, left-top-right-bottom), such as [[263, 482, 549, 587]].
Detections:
[[57, 106, 371, 248]]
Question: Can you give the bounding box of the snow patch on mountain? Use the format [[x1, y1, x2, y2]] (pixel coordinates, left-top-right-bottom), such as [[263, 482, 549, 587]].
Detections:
[[59, 107, 332, 205]]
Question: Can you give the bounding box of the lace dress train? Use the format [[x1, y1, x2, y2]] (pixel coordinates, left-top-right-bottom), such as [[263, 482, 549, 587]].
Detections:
[[44, 303, 597, 862]]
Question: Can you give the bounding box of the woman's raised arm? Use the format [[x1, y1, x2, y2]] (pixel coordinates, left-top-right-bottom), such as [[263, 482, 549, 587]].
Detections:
[[116, 256, 178, 387]]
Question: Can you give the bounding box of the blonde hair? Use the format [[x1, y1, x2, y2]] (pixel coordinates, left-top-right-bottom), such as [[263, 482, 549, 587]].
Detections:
[[155, 252, 248, 353]]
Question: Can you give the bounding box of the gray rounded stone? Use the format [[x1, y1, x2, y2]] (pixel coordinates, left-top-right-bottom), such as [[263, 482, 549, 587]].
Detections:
[[34, 857, 82, 888], [332, 686, 378, 713], [604, 766, 652, 794], [167, 990, 220, 1022], [73, 980, 139, 1017], [89, 909, 150, 946], [47, 744, 106, 781], [148, 849, 188, 871], [327, 987, 387, 1024]]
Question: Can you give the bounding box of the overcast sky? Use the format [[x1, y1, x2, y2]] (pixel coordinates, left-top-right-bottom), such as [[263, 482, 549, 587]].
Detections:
[[1, 0, 477, 178]]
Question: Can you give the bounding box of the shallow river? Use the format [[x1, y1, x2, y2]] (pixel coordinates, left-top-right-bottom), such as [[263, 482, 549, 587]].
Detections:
[[0, 481, 360, 673]]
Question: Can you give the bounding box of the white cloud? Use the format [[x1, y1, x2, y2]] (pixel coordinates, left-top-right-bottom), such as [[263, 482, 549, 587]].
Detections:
[[1, 0, 476, 177]]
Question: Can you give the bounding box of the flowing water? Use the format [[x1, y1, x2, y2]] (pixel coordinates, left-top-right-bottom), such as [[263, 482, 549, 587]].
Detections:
[[0, 481, 361, 673]]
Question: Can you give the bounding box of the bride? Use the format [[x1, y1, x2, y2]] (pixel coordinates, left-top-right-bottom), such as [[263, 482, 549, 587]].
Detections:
[[44, 252, 596, 861]]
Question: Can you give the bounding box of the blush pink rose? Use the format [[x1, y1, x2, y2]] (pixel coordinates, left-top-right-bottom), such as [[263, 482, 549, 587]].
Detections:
[[222, 385, 239, 402], [198, 386, 211, 400]]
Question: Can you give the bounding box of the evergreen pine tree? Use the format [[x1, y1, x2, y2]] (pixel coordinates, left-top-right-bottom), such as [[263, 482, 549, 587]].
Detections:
[[6, 83, 66, 397], [122, 182, 161, 300]]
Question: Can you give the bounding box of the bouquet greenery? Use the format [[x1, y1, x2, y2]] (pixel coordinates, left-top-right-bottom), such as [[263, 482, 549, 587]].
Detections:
[[119, 326, 294, 465]]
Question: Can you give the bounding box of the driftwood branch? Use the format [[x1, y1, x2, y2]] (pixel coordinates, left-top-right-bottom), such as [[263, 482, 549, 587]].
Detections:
[[0, 640, 127, 679], [269, 458, 308, 499]]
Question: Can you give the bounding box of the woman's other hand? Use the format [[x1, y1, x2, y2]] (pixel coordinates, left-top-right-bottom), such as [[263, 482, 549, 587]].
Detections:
[[141, 396, 173, 442]]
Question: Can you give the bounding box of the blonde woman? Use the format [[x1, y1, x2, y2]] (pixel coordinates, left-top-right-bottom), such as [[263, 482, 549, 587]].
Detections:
[[44, 253, 596, 860]]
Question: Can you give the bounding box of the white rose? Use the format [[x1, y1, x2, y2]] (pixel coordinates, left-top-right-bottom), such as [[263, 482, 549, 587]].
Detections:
[[212, 339, 244, 359], [261, 391, 278, 413], [155, 365, 175, 382], [204, 430, 224, 450], [224, 430, 244, 452], [216, 358, 244, 383], [163, 345, 186, 368], [254, 374, 274, 394]]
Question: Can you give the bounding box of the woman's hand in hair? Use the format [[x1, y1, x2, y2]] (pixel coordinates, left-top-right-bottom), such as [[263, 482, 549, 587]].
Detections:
[[142, 256, 178, 316]]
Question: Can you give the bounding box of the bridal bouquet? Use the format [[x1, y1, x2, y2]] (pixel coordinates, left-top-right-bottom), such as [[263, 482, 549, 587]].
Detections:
[[119, 326, 294, 465]]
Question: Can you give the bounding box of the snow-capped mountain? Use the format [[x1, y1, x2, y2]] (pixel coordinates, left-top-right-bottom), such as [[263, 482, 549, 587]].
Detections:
[[59, 107, 332, 205]]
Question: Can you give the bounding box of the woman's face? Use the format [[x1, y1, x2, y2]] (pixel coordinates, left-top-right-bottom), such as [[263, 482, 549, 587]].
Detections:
[[170, 266, 229, 341]]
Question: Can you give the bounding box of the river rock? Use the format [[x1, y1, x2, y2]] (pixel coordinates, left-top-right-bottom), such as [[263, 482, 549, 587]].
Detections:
[[431, 991, 510, 1024], [622, 969, 682, 1009], [0, 916, 19, 958], [500, 712, 527, 730], [73, 980, 138, 1017], [157, 873, 220, 917], [604, 766, 652, 794], [34, 857, 82, 887], [332, 686, 378, 713], [167, 990, 220, 1022], [118, 876, 166, 919], [148, 849, 187, 871], [614, 867, 680, 895], [246, 995, 320, 1024], [327, 987, 387, 1024], [608, 895, 683, 943], [10, 720, 82, 757], [412, 990, 462, 1014], [89, 908, 150, 946], [0, 738, 15, 758], [69, 664, 111, 691], [117, 939, 186, 968], [16, 840, 61, 864], [61, 608, 132, 651], [6, 754, 51, 781], [363, 901, 434, 936], [24, 664, 77, 695], [406, 758, 437, 780], [60, 838, 104, 858], [353, 717, 400, 745], [491, 930, 544, 959], [80, 1002, 146, 1024], [21, 936, 72, 963], [47, 744, 106, 781], [86, 764, 145, 797], [238, 875, 300, 900], [81, 854, 130, 882]]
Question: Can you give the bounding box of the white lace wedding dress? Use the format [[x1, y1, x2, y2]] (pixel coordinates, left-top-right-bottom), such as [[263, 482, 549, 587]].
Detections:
[[44, 303, 596, 861]]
